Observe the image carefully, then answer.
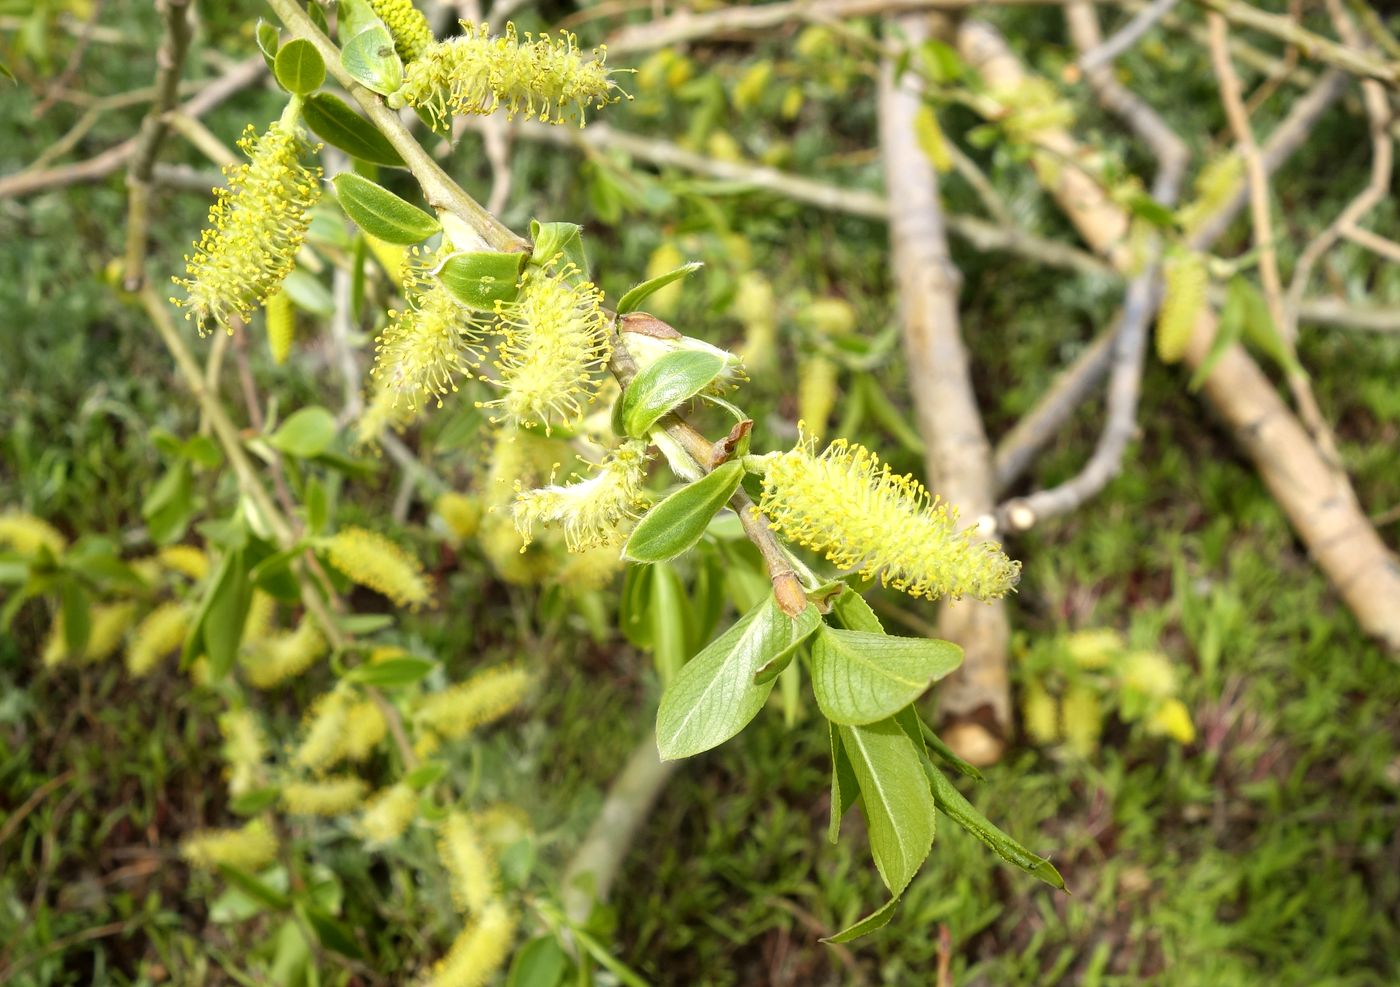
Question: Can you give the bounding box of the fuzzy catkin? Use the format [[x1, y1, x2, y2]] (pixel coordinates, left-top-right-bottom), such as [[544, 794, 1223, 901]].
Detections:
[[1157, 251, 1207, 364], [326, 527, 433, 608], [158, 544, 209, 581], [264, 289, 296, 365], [242, 620, 326, 688], [413, 665, 531, 741], [181, 818, 278, 872], [172, 123, 322, 334], [512, 440, 650, 552], [369, 0, 434, 62], [758, 430, 1021, 602], [359, 783, 420, 845], [486, 263, 610, 431], [0, 512, 66, 557], [281, 776, 368, 816], [399, 23, 619, 130], [126, 603, 190, 677], [437, 812, 498, 914], [219, 708, 269, 797], [423, 902, 517, 987]]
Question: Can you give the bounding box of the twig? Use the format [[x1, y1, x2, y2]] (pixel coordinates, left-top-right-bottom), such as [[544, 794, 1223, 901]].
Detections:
[[607, 0, 1115, 55], [1194, 0, 1400, 83], [1284, 0, 1395, 338], [32, 0, 107, 118], [1296, 297, 1400, 333], [0, 55, 265, 200], [1207, 11, 1342, 470], [1341, 225, 1400, 264], [1345, 0, 1400, 60], [880, 12, 1010, 764], [1076, 0, 1179, 74], [122, 0, 194, 291]]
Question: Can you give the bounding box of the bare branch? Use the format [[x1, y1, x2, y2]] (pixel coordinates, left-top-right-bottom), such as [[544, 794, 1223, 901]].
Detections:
[[1195, 0, 1400, 83]]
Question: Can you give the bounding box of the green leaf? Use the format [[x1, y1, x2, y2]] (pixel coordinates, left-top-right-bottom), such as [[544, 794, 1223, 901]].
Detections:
[[1232, 275, 1304, 376], [922, 759, 1065, 890], [437, 251, 527, 311], [268, 406, 337, 459], [303, 92, 405, 167], [142, 462, 193, 545], [298, 904, 364, 960], [752, 604, 821, 684], [337, 0, 384, 40], [281, 269, 334, 318], [255, 20, 280, 70], [404, 761, 447, 790], [624, 461, 743, 563], [529, 220, 587, 275], [828, 720, 859, 844], [507, 936, 570, 987], [830, 586, 884, 633], [811, 627, 963, 726], [649, 561, 688, 683], [822, 892, 901, 943], [230, 786, 280, 815], [617, 261, 703, 314], [201, 548, 252, 678], [1126, 190, 1177, 229], [1189, 276, 1247, 390], [332, 173, 439, 245], [344, 656, 436, 687], [621, 350, 727, 438], [217, 865, 291, 911], [656, 594, 809, 760], [335, 612, 395, 635], [60, 578, 90, 658], [340, 25, 402, 96], [273, 38, 325, 96], [919, 719, 985, 781], [839, 717, 937, 895]]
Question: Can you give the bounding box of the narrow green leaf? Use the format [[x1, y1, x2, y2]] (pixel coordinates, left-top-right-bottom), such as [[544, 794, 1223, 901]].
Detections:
[[752, 604, 821, 684], [335, 612, 394, 635], [813, 627, 963, 726], [1233, 275, 1304, 376], [273, 38, 325, 95], [202, 548, 252, 678], [60, 578, 91, 658], [1188, 275, 1247, 390], [332, 172, 439, 245], [339, 25, 402, 96], [142, 462, 193, 545], [828, 720, 859, 844], [656, 594, 810, 760], [437, 250, 526, 311], [507, 936, 569, 987], [268, 406, 338, 459], [255, 20, 280, 70], [919, 719, 984, 781], [299, 904, 364, 960], [344, 656, 436, 687], [303, 92, 405, 167], [617, 261, 703, 314], [839, 718, 937, 895], [622, 350, 727, 438], [923, 758, 1066, 890], [404, 761, 447, 790], [624, 461, 744, 563], [282, 269, 333, 318], [529, 220, 587, 275], [230, 786, 280, 815], [822, 892, 901, 943], [649, 560, 689, 683]]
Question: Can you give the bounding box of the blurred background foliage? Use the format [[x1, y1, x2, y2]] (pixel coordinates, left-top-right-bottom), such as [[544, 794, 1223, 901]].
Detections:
[[2, 0, 1400, 984]]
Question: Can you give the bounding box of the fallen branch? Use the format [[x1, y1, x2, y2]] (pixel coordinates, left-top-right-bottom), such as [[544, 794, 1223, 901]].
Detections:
[[880, 12, 1009, 765], [961, 19, 1400, 651]]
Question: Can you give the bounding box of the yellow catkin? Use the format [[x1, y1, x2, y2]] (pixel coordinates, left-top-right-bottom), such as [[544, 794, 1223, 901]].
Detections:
[[435, 492, 483, 542], [264, 288, 296, 365], [41, 614, 67, 668], [486, 263, 611, 431], [358, 783, 420, 845], [83, 602, 137, 663], [512, 440, 651, 552], [343, 700, 389, 761], [1147, 698, 1196, 745], [326, 527, 433, 609], [553, 543, 625, 591], [126, 603, 190, 677], [759, 428, 1021, 601], [355, 385, 419, 448], [1062, 628, 1123, 669], [797, 355, 838, 440], [733, 273, 777, 374], [181, 817, 278, 872], [158, 544, 210, 581], [1120, 650, 1177, 698], [399, 22, 620, 130], [371, 245, 487, 416], [0, 511, 66, 557], [242, 620, 327, 689], [281, 776, 369, 816], [414, 665, 531, 741], [1021, 682, 1060, 745], [1060, 684, 1103, 758], [242, 590, 277, 644], [1178, 153, 1244, 237], [294, 690, 353, 774], [368, 0, 434, 62], [424, 902, 517, 987], [437, 812, 498, 914], [219, 708, 269, 797], [172, 122, 322, 334], [1157, 251, 1208, 364]]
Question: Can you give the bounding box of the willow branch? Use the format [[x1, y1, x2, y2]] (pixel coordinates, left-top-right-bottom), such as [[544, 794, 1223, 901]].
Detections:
[[1194, 0, 1400, 84], [1076, 0, 1179, 73]]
